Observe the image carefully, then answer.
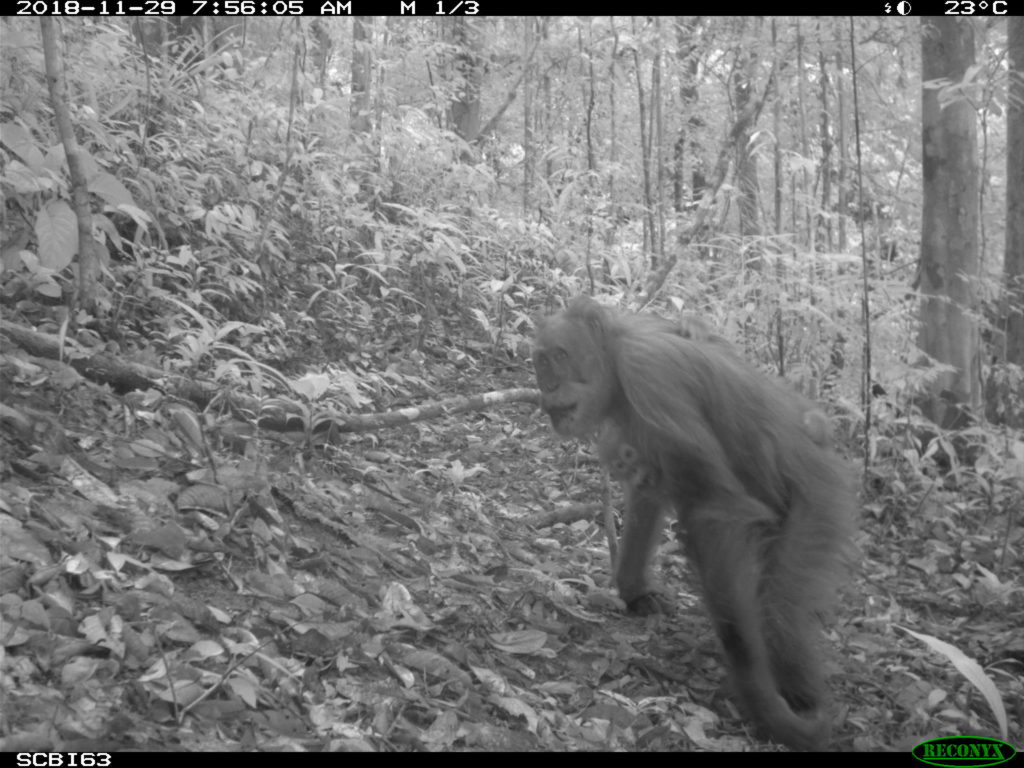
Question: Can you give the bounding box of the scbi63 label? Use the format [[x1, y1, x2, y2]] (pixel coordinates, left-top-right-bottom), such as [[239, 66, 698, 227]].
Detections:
[[16, 755, 112, 768]]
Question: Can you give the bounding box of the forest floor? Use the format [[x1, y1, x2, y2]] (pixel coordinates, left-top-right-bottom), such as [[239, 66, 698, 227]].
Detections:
[[1, 360, 1021, 753]]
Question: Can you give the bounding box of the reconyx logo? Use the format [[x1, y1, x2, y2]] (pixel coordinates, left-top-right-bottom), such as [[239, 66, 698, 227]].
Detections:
[[912, 736, 1017, 767]]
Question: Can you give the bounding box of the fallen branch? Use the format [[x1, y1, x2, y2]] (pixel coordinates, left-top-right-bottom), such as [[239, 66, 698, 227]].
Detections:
[[1, 321, 540, 435], [531, 502, 604, 529]]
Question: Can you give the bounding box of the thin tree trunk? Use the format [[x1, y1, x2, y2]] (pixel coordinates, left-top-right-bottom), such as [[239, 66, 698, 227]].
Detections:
[[1005, 16, 1024, 370], [40, 18, 97, 313], [350, 17, 371, 134], [522, 18, 534, 215]]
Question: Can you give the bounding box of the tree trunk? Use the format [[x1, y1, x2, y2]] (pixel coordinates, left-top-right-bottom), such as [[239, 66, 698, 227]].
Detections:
[[447, 18, 483, 148], [350, 17, 372, 135], [918, 17, 981, 427], [1005, 16, 1024, 369], [734, 18, 762, 269], [40, 18, 98, 314]]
